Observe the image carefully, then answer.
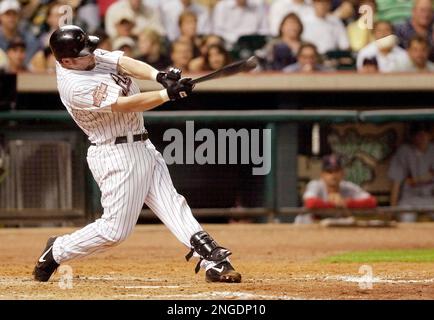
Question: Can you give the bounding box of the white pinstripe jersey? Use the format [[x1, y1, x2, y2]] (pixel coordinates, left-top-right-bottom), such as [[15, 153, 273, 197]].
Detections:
[[56, 49, 145, 144]]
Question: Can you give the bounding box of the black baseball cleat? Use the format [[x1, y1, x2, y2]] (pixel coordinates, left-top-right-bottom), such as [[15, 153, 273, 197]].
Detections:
[[205, 261, 242, 283], [33, 237, 59, 282]]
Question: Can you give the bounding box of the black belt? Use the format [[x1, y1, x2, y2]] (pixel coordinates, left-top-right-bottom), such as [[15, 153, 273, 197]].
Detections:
[[91, 132, 148, 146]]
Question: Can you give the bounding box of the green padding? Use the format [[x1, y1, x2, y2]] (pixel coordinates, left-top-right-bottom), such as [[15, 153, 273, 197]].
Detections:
[[359, 109, 434, 123], [0, 110, 359, 123], [3, 110, 433, 123], [0, 110, 71, 121]]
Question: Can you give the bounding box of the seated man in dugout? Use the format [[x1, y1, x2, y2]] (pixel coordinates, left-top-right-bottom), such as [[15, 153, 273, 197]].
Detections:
[[297, 154, 377, 224], [388, 122, 434, 222]]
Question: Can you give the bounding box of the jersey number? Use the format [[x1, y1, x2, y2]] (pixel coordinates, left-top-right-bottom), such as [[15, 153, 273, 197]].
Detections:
[[110, 73, 132, 96]]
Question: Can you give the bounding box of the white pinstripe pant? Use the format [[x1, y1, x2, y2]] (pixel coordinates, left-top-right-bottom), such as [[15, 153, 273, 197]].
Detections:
[[52, 140, 203, 264]]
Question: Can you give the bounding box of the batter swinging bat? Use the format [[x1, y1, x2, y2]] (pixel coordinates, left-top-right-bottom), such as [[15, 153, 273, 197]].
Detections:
[[191, 56, 258, 85]]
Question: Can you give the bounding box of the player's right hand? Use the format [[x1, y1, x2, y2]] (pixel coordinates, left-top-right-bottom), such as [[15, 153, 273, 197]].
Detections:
[[156, 67, 182, 88], [166, 78, 194, 101]]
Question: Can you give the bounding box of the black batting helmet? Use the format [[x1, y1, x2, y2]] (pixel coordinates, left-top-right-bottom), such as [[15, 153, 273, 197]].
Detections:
[[49, 25, 100, 61]]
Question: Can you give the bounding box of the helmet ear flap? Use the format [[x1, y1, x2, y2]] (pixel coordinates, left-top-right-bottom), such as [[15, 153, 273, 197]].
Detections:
[[86, 36, 100, 52]]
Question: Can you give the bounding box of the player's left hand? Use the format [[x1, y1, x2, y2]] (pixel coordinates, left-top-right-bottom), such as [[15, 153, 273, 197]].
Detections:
[[156, 67, 182, 88], [167, 77, 195, 101]]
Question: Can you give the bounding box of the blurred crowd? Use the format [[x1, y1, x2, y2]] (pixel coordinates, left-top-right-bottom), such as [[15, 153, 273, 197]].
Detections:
[[0, 0, 434, 74]]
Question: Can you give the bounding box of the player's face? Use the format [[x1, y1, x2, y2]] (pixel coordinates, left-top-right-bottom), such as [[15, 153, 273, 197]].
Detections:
[[61, 54, 96, 71], [412, 130, 431, 151], [321, 169, 344, 188]]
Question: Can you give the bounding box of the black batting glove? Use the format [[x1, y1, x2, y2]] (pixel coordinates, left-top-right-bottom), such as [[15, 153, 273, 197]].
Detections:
[[156, 67, 182, 88], [166, 78, 194, 101]]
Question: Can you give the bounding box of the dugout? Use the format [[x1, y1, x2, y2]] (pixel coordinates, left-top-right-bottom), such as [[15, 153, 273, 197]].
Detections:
[[0, 73, 433, 225]]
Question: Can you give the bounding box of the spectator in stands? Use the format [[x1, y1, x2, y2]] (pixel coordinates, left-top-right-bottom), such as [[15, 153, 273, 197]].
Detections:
[[73, 0, 101, 34], [0, 48, 8, 70], [29, 46, 57, 73], [268, 0, 314, 37], [260, 12, 303, 71], [283, 42, 332, 72], [177, 11, 201, 57], [347, 0, 376, 52], [0, 0, 40, 65], [188, 34, 225, 72], [401, 35, 434, 71], [27, 1, 100, 34], [375, 0, 413, 25], [110, 10, 135, 40], [356, 21, 408, 72], [112, 36, 136, 57], [212, 0, 268, 47], [358, 56, 379, 73], [5, 37, 28, 73], [297, 154, 377, 224], [94, 29, 112, 51], [301, 0, 350, 55], [29, 0, 67, 73], [170, 40, 194, 72], [105, 0, 165, 39], [202, 43, 231, 71], [388, 122, 434, 221], [38, 2, 65, 49], [332, 0, 357, 23], [395, 0, 434, 61], [193, 0, 219, 9], [160, 0, 211, 41], [96, 0, 117, 19], [78, 0, 101, 33], [136, 28, 171, 70]]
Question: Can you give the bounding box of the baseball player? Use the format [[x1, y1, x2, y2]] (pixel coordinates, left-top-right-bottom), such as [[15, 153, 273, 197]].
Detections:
[[32, 25, 241, 284], [297, 154, 377, 224]]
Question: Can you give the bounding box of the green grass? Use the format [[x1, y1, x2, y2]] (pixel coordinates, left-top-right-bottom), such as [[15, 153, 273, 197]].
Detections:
[[322, 248, 434, 263]]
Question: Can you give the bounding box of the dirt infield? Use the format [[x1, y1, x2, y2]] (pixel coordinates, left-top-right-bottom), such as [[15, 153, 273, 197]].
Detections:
[[1, 223, 434, 300]]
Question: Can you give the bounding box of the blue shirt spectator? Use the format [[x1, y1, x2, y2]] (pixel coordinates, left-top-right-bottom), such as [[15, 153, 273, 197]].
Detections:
[[0, 0, 40, 66], [259, 13, 303, 70], [283, 42, 333, 72]]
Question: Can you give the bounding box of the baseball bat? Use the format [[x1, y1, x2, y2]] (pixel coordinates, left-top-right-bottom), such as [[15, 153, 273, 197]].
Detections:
[[190, 56, 258, 85]]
